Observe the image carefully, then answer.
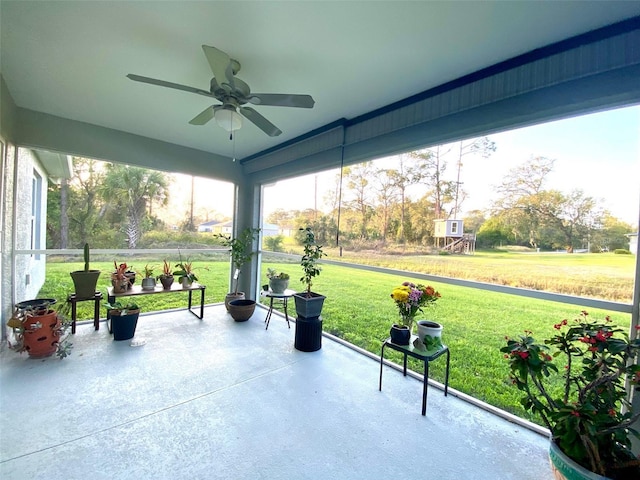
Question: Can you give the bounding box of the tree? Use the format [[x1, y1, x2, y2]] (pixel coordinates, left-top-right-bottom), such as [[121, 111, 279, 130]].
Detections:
[[100, 164, 169, 248], [373, 168, 399, 242], [68, 158, 105, 246], [389, 154, 431, 242], [342, 162, 376, 239]]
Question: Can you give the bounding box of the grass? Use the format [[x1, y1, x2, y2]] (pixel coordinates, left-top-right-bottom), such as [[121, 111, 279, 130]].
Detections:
[[37, 251, 634, 426]]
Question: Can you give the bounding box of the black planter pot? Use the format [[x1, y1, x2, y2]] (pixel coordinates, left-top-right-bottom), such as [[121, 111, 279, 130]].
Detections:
[[293, 292, 326, 318], [390, 324, 411, 345], [294, 316, 323, 352], [111, 310, 140, 341]]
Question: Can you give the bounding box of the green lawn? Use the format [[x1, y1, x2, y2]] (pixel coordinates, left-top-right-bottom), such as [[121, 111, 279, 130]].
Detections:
[[38, 252, 634, 426]]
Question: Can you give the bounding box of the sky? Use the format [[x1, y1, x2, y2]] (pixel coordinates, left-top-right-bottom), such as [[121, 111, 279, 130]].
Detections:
[[163, 105, 639, 228], [262, 105, 640, 226]]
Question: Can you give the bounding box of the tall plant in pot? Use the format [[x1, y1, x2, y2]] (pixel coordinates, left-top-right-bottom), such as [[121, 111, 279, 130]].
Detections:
[[293, 227, 326, 352], [215, 227, 260, 311], [501, 311, 640, 479], [70, 243, 101, 299]]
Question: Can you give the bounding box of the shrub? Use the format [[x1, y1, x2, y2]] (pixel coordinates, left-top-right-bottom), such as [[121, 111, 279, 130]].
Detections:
[[613, 248, 632, 255]]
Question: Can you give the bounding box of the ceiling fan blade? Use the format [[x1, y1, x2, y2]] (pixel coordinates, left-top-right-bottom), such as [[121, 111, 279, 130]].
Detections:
[[189, 106, 216, 125], [127, 74, 215, 98], [201, 45, 235, 90], [248, 93, 315, 108], [239, 107, 282, 137]]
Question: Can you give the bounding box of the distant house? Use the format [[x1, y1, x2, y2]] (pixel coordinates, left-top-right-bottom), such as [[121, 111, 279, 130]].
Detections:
[[197, 220, 219, 233], [627, 232, 638, 255], [262, 223, 279, 237]]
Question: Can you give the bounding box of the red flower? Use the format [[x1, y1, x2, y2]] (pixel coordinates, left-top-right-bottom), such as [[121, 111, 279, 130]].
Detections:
[[516, 351, 529, 359], [571, 411, 580, 417], [609, 409, 617, 416]]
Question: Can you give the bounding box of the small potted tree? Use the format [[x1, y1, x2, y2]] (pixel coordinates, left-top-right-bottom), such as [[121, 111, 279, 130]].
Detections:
[[293, 227, 326, 351], [157, 259, 174, 290], [501, 311, 640, 479], [215, 227, 260, 311], [69, 243, 101, 299]]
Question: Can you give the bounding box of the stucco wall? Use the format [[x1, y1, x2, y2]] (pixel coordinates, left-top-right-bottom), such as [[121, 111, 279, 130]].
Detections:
[[14, 148, 48, 304]]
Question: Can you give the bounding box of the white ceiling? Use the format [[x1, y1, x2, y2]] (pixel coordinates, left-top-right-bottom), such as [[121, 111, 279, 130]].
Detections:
[[2, 1, 639, 160]]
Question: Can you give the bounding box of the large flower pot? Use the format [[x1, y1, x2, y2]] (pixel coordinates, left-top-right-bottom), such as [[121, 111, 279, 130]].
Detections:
[[549, 440, 609, 480], [416, 320, 443, 350], [228, 299, 256, 322], [293, 292, 325, 318], [268, 278, 289, 294], [70, 270, 101, 299], [111, 310, 140, 341], [225, 292, 245, 312], [21, 309, 61, 358]]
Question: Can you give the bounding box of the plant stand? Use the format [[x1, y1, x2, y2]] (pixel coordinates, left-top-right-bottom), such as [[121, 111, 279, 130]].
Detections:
[[294, 316, 322, 352], [67, 291, 102, 333]]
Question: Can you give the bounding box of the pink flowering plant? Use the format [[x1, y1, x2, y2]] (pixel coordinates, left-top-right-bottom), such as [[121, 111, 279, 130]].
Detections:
[[501, 311, 640, 478], [390, 281, 441, 330]]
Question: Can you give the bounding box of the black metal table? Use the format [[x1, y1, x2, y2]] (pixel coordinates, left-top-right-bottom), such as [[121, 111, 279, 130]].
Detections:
[[106, 283, 206, 332], [379, 335, 450, 415], [260, 288, 295, 330]]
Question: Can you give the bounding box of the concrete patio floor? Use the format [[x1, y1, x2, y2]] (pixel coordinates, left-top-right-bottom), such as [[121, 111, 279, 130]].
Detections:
[[1, 304, 551, 479]]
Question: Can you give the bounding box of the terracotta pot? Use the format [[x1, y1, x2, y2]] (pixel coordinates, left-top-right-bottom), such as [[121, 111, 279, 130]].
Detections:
[[225, 292, 245, 312], [22, 310, 61, 358], [228, 299, 256, 322]]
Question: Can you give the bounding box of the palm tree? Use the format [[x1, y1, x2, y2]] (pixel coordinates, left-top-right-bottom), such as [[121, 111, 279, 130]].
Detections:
[[101, 164, 169, 248]]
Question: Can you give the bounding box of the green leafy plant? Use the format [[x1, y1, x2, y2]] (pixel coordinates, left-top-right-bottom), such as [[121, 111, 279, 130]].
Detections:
[[215, 227, 260, 294], [298, 227, 326, 295], [266, 268, 289, 280], [173, 258, 197, 283], [501, 311, 640, 478], [143, 264, 155, 278], [103, 301, 140, 315]]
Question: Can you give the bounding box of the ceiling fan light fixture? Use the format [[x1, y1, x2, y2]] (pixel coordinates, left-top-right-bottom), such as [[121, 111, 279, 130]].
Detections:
[[214, 106, 242, 132]]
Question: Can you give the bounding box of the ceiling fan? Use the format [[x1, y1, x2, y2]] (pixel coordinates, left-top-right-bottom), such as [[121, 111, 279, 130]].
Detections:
[[127, 45, 315, 137]]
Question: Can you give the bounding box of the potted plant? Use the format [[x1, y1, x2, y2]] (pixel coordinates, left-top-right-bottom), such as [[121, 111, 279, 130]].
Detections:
[[157, 259, 174, 290], [215, 227, 260, 311], [141, 264, 156, 290], [266, 268, 290, 294], [501, 311, 640, 479], [111, 262, 129, 293], [293, 227, 326, 352], [389, 281, 441, 347], [104, 301, 141, 341], [173, 255, 198, 288], [69, 243, 101, 299], [7, 298, 73, 359]]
